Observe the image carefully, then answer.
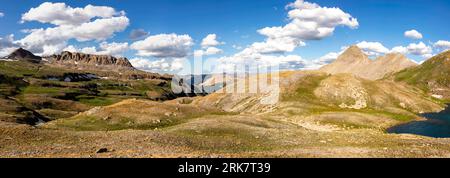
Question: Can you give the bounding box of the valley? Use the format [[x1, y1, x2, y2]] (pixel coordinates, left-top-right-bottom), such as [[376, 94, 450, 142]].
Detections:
[[1, 47, 450, 158]]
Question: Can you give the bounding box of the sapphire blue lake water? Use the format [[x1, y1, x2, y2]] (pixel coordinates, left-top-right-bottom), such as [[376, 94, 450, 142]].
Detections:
[[387, 105, 450, 138]]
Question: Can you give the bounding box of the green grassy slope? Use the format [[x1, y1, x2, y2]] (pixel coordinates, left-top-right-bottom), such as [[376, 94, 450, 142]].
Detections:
[[394, 51, 450, 98], [0, 60, 175, 124]]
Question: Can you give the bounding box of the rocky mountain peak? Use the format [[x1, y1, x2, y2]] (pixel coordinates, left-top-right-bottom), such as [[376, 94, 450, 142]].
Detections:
[[336, 45, 370, 63], [4, 48, 42, 63], [346, 45, 364, 53]]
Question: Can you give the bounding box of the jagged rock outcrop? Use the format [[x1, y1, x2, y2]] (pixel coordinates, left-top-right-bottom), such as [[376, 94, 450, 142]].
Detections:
[[320, 45, 417, 80], [44, 51, 176, 81], [4, 48, 42, 63], [49, 51, 134, 69]]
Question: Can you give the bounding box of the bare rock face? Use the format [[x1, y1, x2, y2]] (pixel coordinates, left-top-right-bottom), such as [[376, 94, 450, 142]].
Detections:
[[320, 45, 417, 80], [4, 48, 42, 63], [49, 51, 134, 69], [46, 51, 174, 81]]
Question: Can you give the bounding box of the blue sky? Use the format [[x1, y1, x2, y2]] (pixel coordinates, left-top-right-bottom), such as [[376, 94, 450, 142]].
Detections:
[[0, 0, 449, 73]]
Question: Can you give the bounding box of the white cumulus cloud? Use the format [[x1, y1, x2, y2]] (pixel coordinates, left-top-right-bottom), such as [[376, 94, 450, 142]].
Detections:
[[17, 2, 129, 56], [195, 47, 223, 57], [404, 29, 423, 39], [0, 34, 18, 49], [129, 57, 186, 72], [388, 42, 433, 58], [201, 34, 224, 48], [215, 0, 358, 72], [215, 49, 307, 73], [62, 45, 78, 53], [197, 34, 225, 56], [0, 35, 19, 57], [406, 42, 433, 57], [315, 52, 341, 65], [131, 33, 194, 58], [258, 0, 358, 42], [227, 0, 358, 56], [356, 41, 390, 56], [390, 46, 408, 54], [434, 40, 450, 51], [204, 47, 223, 55], [0, 12, 4, 17], [80, 46, 98, 54], [61, 42, 129, 56], [21, 2, 120, 26], [249, 37, 305, 54], [98, 42, 129, 56]]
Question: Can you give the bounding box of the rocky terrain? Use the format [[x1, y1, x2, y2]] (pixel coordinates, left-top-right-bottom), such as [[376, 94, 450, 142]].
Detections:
[[320, 46, 417, 80], [1, 47, 450, 158]]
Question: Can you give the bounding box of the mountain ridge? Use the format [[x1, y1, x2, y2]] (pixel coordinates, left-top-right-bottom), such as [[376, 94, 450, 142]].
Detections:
[[49, 51, 134, 69], [320, 45, 417, 80]]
